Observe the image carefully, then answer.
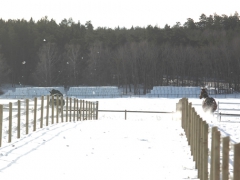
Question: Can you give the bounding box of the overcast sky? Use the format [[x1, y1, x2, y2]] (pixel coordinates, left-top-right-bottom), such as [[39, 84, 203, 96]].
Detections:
[[0, 0, 239, 29]]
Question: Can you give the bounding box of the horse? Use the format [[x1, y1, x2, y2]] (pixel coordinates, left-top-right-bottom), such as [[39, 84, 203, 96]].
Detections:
[[199, 88, 217, 113], [49, 89, 65, 106]]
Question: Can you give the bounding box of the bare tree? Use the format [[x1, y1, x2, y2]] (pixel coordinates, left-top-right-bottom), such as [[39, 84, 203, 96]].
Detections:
[[134, 41, 159, 94], [110, 51, 122, 87], [116, 43, 132, 94], [32, 42, 61, 86], [65, 44, 83, 86], [86, 42, 102, 85], [158, 44, 173, 86], [231, 37, 240, 91], [0, 48, 11, 85]]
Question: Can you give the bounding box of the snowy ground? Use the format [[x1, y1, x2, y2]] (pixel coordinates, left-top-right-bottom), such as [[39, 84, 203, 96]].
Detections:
[[0, 97, 239, 179]]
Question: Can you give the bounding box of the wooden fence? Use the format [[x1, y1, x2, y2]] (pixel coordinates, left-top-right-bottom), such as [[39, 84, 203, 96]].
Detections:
[[0, 95, 98, 147], [177, 98, 240, 180]]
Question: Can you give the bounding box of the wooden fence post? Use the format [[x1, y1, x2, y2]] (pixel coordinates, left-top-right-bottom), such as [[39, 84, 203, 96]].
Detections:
[[198, 118, 208, 180], [182, 98, 186, 129], [193, 113, 197, 161], [88, 101, 90, 120], [187, 102, 192, 145], [17, 100, 21, 138], [79, 100, 82, 121], [198, 119, 204, 179], [51, 95, 54, 124], [87, 101, 90, 120], [46, 96, 49, 126], [40, 96, 44, 128], [69, 98, 72, 122], [66, 97, 68, 122], [0, 105, 3, 147], [233, 143, 240, 180], [90, 102, 93, 120], [82, 100, 85, 120], [88, 100, 90, 119], [210, 127, 218, 180], [202, 121, 208, 180], [191, 108, 196, 157], [87, 101, 89, 120], [25, 99, 29, 134], [76, 98, 78, 120], [181, 98, 184, 128], [222, 136, 230, 180], [33, 97, 37, 131], [77, 99, 79, 121], [196, 116, 201, 170], [9, 102, 12, 143], [89, 101, 91, 120], [73, 98, 75, 121], [85, 101, 88, 120], [190, 103, 193, 145], [96, 101, 99, 120], [213, 130, 221, 180], [56, 96, 59, 123], [61, 96, 64, 122]]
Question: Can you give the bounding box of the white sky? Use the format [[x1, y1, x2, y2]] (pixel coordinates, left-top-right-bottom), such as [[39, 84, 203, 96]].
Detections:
[[0, 0, 239, 29]]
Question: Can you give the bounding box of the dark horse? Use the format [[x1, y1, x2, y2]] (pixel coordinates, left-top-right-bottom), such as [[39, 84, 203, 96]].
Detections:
[[49, 89, 65, 106], [199, 88, 217, 113]]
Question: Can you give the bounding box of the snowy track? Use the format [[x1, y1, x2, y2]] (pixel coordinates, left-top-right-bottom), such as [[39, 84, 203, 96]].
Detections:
[[1, 97, 240, 179], [0, 118, 198, 180]]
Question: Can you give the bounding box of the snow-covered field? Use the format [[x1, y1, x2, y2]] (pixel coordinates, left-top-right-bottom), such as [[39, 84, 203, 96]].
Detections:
[[0, 97, 239, 180]]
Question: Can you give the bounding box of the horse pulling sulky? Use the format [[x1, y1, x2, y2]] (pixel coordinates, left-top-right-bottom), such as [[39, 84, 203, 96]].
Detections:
[[199, 88, 217, 113]]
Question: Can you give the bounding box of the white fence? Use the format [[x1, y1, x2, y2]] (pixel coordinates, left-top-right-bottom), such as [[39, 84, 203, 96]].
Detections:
[[216, 102, 240, 121]]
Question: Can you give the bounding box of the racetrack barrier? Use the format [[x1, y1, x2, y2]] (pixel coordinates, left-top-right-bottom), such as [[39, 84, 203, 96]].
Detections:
[[177, 98, 240, 180]]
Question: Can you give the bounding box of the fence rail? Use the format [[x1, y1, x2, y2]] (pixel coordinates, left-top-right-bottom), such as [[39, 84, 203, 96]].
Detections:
[[0, 96, 98, 147], [177, 98, 240, 180], [98, 110, 173, 120], [216, 101, 240, 120]]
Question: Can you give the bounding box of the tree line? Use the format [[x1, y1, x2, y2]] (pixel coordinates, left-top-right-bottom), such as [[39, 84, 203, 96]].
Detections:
[[0, 12, 240, 94]]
